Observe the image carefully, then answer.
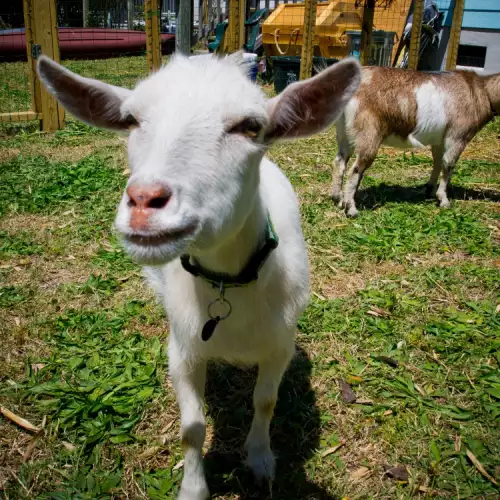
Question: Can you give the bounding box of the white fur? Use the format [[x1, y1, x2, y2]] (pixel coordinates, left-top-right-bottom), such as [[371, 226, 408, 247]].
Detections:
[[37, 54, 361, 499]]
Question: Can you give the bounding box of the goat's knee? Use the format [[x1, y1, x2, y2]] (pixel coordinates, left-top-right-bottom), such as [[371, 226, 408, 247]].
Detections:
[[181, 420, 206, 451]]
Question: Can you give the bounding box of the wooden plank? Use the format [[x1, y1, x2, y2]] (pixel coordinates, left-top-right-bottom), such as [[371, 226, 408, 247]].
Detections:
[[146, 0, 162, 72], [300, 0, 317, 80], [407, 0, 424, 70], [33, 0, 63, 131], [0, 112, 42, 122], [23, 0, 40, 115], [446, 0, 465, 71], [360, 0, 374, 66]]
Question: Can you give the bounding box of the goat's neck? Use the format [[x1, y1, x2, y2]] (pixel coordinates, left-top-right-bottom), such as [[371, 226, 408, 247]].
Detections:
[[192, 197, 267, 276], [484, 73, 500, 112]]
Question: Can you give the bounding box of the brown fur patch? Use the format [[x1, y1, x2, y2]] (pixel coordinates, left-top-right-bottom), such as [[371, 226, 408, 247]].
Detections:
[[352, 67, 495, 149]]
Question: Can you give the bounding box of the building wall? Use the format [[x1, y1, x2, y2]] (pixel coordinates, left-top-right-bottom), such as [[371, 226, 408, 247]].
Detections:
[[458, 28, 500, 73], [437, 0, 500, 30], [432, 27, 500, 74]]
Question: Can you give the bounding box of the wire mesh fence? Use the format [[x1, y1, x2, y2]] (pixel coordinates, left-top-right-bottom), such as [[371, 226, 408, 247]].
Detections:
[[0, 1, 33, 119], [56, 0, 173, 89]]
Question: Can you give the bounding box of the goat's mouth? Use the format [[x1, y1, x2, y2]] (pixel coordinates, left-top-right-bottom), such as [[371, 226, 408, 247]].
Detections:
[[123, 224, 197, 247]]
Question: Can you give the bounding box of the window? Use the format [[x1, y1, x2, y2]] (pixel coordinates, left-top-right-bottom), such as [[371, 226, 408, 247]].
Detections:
[[457, 44, 487, 68]]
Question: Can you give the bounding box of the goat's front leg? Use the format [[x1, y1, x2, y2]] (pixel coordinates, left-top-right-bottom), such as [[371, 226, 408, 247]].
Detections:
[[436, 139, 466, 208], [245, 349, 293, 484], [331, 119, 352, 206], [169, 340, 209, 500]]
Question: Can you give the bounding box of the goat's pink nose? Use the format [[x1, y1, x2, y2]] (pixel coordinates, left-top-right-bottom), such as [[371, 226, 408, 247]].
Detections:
[[126, 184, 171, 232], [127, 184, 171, 210]]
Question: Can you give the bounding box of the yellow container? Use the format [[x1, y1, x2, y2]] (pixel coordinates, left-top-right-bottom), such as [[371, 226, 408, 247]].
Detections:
[[262, 0, 409, 61]]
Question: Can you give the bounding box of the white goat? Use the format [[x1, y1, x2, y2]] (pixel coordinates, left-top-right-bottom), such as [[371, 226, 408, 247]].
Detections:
[[37, 54, 361, 499], [332, 67, 500, 216]]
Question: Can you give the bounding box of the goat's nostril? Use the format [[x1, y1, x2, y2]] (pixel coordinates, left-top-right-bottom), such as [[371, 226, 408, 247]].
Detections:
[[126, 184, 171, 210], [147, 196, 170, 209]]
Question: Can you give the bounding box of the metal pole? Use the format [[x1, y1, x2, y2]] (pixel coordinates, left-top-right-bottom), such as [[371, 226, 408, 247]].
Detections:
[[127, 0, 134, 29], [83, 0, 89, 27], [177, 0, 192, 54]]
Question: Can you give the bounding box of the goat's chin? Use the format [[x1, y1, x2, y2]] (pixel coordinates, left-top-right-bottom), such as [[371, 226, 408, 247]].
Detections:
[[122, 239, 188, 266]]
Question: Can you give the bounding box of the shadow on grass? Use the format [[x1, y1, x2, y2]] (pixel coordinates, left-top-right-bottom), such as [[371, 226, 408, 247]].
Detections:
[[204, 346, 334, 499], [356, 183, 500, 210]]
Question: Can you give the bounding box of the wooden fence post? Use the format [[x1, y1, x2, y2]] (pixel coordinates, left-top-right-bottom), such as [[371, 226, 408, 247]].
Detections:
[[299, 0, 317, 80], [360, 0, 375, 66], [445, 0, 465, 71], [146, 0, 162, 72], [407, 0, 424, 70], [32, 0, 64, 131], [228, 0, 245, 52]]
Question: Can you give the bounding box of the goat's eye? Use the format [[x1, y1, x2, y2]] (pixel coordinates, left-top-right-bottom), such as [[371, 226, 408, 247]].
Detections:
[[227, 118, 263, 139]]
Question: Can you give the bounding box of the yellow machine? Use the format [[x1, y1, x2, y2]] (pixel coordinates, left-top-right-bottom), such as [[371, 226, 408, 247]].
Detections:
[[262, 0, 409, 60]]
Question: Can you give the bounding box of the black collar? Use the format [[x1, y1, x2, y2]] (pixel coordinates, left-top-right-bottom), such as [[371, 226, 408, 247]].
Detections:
[[180, 215, 279, 288]]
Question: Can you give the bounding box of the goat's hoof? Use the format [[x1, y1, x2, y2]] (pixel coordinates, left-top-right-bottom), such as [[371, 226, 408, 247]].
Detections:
[[346, 206, 359, 218], [178, 482, 209, 500], [439, 199, 451, 209], [245, 447, 276, 484], [331, 192, 343, 205]]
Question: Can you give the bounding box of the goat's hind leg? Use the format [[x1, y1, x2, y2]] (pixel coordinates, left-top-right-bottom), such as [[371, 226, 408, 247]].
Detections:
[[426, 145, 443, 198], [169, 340, 209, 500], [245, 346, 294, 485]]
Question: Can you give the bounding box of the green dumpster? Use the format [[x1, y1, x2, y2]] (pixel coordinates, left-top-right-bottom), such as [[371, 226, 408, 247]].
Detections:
[[271, 56, 339, 93]]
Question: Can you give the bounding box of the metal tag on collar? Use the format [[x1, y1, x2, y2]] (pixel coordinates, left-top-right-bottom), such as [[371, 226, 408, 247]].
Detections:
[[201, 281, 232, 341]]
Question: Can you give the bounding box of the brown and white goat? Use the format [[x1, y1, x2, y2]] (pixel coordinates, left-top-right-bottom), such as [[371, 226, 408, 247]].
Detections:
[[331, 67, 500, 216]]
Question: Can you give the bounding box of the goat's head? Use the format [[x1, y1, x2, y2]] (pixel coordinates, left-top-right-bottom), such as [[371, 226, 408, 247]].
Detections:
[[37, 54, 360, 265]]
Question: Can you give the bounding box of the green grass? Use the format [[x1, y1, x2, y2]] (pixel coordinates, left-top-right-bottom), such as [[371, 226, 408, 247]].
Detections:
[[0, 64, 499, 499], [0, 56, 150, 115]]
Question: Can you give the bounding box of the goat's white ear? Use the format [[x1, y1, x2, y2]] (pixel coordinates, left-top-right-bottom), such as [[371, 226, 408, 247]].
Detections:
[[264, 58, 361, 141], [37, 55, 136, 131]]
